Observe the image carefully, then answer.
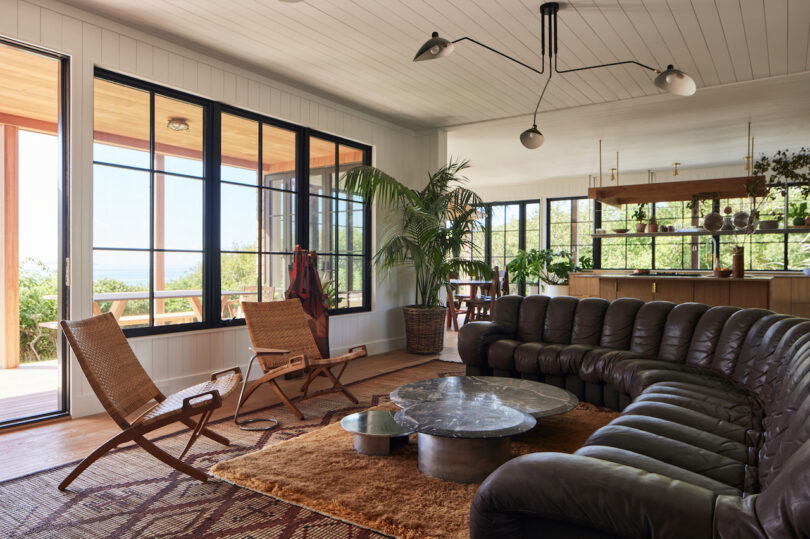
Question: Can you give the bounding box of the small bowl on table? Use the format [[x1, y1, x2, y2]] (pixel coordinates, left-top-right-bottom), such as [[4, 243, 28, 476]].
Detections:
[[612, 228, 628, 234], [714, 269, 732, 278]]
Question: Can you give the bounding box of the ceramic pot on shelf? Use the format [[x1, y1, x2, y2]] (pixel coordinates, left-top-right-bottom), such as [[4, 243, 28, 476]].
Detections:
[[732, 246, 745, 279], [635, 222, 647, 233], [648, 222, 659, 233]]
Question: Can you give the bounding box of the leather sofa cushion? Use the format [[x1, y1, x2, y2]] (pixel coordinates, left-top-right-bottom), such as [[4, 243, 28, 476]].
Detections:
[[643, 381, 751, 406], [633, 391, 760, 430], [542, 297, 578, 344], [657, 303, 709, 363], [515, 295, 549, 342], [710, 309, 772, 377], [487, 339, 523, 372], [754, 438, 810, 538], [583, 424, 749, 489], [609, 358, 711, 395], [629, 301, 675, 356], [621, 401, 751, 444], [609, 415, 749, 464], [626, 367, 735, 399], [731, 315, 795, 388], [577, 348, 647, 384], [570, 298, 609, 345], [599, 298, 643, 350], [685, 306, 740, 369], [575, 445, 741, 496]]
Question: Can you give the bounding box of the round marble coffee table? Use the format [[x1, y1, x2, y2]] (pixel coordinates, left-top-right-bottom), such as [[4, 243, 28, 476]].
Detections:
[[394, 400, 536, 483], [390, 376, 579, 418], [340, 410, 414, 456]]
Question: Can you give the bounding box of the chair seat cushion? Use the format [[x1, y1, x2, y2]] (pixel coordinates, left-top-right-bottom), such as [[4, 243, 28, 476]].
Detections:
[[621, 401, 752, 445], [138, 371, 242, 428], [575, 445, 741, 496], [583, 424, 749, 489]]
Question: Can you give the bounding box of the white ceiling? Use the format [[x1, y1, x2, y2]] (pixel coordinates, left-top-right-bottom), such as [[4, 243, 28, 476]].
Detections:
[[62, 0, 810, 129], [447, 71, 810, 188]]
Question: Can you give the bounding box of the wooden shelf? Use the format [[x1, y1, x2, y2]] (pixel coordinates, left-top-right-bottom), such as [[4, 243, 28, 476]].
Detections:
[[594, 228, 810, 238], [588, 176, 765, 207]]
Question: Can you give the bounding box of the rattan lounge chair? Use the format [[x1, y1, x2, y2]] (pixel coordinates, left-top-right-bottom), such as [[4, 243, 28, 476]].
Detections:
[[59, 313, 242, 491], [235, 300, 367, 430]]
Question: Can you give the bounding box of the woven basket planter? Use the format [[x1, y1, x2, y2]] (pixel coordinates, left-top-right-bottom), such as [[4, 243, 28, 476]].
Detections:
[[403, 306, 447, 355]]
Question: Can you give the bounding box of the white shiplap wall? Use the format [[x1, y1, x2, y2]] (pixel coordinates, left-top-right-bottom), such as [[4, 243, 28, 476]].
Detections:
[[0, 0, 435, 417]]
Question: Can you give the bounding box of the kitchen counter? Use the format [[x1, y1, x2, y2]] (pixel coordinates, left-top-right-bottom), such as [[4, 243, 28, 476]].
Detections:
[[568, 272, 810, 316]]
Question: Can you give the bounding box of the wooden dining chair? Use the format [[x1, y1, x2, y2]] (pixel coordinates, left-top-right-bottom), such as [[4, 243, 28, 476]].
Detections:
[[445, 285, 468, 331], [59, 313, 242, 491], [464, 267, 501, 323], [235, 300, 368, 430]]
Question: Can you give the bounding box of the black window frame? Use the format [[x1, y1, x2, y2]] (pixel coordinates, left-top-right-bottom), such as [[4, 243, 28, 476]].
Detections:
[[93, 69, 372, 338]]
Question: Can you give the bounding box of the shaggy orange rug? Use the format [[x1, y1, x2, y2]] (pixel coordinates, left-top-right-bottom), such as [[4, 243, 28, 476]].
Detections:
[[211, 400, 618, 539]]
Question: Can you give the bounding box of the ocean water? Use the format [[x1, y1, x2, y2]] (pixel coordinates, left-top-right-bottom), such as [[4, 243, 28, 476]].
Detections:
[[94, 265, 195, 287]]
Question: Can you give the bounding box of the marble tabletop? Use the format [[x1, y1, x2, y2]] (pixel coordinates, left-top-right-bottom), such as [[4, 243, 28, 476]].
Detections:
[[340, 410, 414, 438], [394, 400, 536, 438], [390, 376, 579, 418]]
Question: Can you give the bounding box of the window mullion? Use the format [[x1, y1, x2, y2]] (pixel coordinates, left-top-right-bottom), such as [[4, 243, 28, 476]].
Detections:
[[148, 91, 155, 328]]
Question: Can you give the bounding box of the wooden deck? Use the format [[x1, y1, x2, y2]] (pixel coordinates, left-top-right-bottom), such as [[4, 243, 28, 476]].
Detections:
[[0, 360, 61, 424]]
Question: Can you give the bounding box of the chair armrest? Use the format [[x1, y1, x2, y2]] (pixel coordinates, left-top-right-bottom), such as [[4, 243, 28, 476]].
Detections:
[[250, 346, 292, 355], [458, 321, 516, 372], [210, 366, 241, 381], [471, 452, 717, 539], [182, 389, 223, 412]]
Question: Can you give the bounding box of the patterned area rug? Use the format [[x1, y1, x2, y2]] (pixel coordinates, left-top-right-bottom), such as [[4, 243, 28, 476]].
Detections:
[[0, 359, 465, 538]]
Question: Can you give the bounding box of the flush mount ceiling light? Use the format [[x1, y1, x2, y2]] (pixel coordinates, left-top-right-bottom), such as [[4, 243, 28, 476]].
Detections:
[[414, 2, 697, 149], [166, 117, 189, 131]]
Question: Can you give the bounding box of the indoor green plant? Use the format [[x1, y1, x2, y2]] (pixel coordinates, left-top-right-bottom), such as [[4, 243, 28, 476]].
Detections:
[[632, 203, 647, 233], [507, 248, 592, 297], [788, 201, 808, 227], [343, 160, 489, 354]]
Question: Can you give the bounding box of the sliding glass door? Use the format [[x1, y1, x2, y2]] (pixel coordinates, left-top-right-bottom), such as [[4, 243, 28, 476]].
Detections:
[[0, 40, 69, 427]]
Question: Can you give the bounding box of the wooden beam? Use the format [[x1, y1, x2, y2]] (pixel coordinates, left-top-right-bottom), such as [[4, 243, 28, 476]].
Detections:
[[588, 176, 766, 207], [0, 113, 58, 135], [3, 125, 20, 369]]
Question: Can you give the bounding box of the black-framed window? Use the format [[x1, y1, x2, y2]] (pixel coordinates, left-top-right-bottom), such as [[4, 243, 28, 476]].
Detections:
[[550, 192, 809, 271], [547, 197, 594, 265], [93, 69, 371, 337]]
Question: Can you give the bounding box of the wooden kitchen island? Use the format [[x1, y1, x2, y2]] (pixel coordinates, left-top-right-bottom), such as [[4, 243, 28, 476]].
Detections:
[[569, 272, 810, 317]]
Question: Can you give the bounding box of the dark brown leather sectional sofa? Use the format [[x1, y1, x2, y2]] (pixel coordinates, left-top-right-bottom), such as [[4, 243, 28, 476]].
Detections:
[[459, 295, 810, 538]]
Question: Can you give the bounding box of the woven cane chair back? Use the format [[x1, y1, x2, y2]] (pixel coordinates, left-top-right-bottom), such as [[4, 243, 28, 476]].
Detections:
[[241, 300, 324, 371], [61, 313, 161, 426]]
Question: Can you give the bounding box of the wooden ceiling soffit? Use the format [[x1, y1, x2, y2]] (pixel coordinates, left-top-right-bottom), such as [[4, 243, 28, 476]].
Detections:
[[588, 176, 766, 207]]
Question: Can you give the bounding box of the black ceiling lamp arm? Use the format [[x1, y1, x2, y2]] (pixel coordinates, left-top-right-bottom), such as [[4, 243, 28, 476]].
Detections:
[[543, 2, 660, 75], [451, 37, 546, 76]]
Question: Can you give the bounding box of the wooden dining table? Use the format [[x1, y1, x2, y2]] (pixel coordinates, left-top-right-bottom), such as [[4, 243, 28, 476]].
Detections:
[[448, 279, 492, 327], [42, 289, 262, 327]]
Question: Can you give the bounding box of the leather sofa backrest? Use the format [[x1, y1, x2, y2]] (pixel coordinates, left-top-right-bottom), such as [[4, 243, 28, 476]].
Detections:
[[684, 306, 740, 368], [759, 345, 810, 489], [755, 437, 810, 538], [542, 296, 579, 344], [762, 322, 810, 407], [492, 295, 524, 329], [629, 301, 675, 356], [599, 298, 644, 350], [735, 316, 801, 395], [657, 303, 709, 363], [570, 298, 610, 345], [710, 309, 772, 377], [516, 295, 549, 342]]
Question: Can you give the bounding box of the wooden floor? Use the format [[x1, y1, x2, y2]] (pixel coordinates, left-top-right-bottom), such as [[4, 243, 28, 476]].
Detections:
[[0, 360, 60, 423], [0, 331, 462, 482]]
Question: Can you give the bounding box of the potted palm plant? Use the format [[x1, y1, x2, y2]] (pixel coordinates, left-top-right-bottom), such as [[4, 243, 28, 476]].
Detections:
[[343, 160, 490, 354]]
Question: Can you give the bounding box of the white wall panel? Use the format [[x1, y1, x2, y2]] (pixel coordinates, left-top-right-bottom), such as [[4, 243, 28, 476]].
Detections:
[[2, 0, 425, 417]]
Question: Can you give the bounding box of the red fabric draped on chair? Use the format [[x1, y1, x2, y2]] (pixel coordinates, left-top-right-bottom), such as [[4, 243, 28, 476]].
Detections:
[[285, 245, 330, 358]]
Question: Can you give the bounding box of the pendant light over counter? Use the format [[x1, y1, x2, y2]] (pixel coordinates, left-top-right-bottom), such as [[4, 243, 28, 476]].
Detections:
[[413, 2, 697, 149]]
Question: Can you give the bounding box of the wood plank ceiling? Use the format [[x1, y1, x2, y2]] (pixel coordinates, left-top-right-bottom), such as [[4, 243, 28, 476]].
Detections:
[[60, 0, 810, 129]]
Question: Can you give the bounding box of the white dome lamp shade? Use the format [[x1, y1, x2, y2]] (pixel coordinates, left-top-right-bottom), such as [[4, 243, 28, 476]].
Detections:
[[413, 32, 455, 62], [520, 125, 545, 149], [655, 64, 697, 96]]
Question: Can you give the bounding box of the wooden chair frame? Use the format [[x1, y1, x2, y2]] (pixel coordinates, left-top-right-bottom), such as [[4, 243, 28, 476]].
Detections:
[[59, 314, 242, 491], [236, 300, 368, 430]]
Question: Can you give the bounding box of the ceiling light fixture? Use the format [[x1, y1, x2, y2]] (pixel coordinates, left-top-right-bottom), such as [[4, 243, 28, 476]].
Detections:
[[414, 2, 697, 149], [167, 117, 190, 131]]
